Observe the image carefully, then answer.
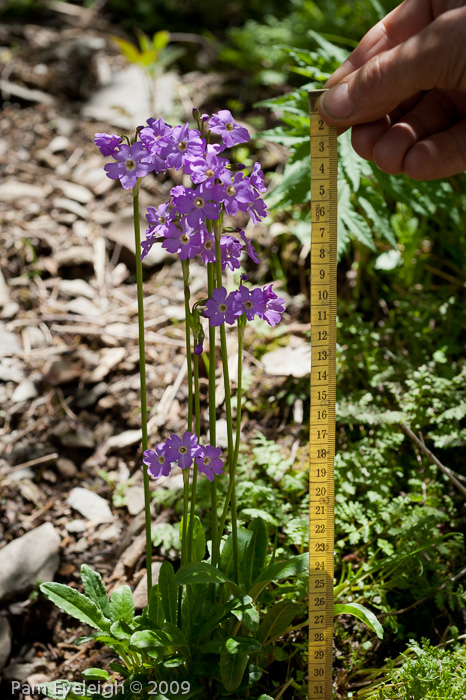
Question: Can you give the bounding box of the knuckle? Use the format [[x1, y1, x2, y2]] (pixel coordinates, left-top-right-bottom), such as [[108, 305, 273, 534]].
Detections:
[[359, 53, 386, 94]]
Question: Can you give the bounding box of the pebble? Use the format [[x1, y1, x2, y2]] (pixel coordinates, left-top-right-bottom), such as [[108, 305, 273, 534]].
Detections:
[[106, 429, 142, 451], [59, 278, 96, 299], [48, 135, 70, 153], [67, 487, 113, 522], [59, 429, 95, 449], [0, 328, 22, 358], [53, 197, 89, 219], [132, 562, 163, 609], [11, 379, 38, 403], [65, 519, 86, 533], [125, 486, 145, 515], [66, 296, 102, 317], [58, 181, 93, 204], [0, 523, 61, 602], [56, 457, 78, 479], [0, 181, 48, 202], [3, 660, 47, 681], [261, 342, 311, 378], [43, 358, 81, 386]]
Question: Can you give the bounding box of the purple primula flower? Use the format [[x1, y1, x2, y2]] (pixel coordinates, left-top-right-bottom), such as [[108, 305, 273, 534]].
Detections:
[[219, 171, 254, 216], [208, 110, 250, 148], [194, 342, 203, 356], [258, 284, 286, 327], [140, 238, 154, 261], [176, 183, 223, 227], [250, 161, 267, 193], [186, 145, 228, 184], [196, 445, 224, 482], [238, 229, 260, 264], [231, 285, 267, 321], [165, 432, 202, 470], [204, 286, 239, 326], [198, 229, 217, 264], [220, 235, 242, 271], [104, 142, 154, 190], [162, 219, 203, 261], [143, 442, 171, 478], [146, 202, 176, 239], [139, 117, 172, 172], [162, 123, 204, 170], [248, 195, 268, 224], [94, 132, 121, 157]]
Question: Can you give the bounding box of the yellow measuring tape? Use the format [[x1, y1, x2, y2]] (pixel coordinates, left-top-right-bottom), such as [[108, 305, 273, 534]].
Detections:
[[308, 89, 337, 700]]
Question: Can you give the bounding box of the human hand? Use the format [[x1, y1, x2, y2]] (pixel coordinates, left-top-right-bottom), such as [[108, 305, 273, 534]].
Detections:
[[317, 0, 466, 180]]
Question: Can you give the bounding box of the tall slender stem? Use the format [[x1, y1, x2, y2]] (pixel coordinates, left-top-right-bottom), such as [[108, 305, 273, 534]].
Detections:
[[132, 184, 152, 593], [207, 262, 219, 565], [213, 221, 238, 582], [181, 260, 193, 568], [187, 353, 201, 562]]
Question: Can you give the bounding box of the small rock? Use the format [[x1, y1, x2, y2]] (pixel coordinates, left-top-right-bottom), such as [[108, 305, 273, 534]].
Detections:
[[55, 246, 93, 267], [0, 268, 9, 307], [76, 382, 108, 408], [106, 430, 142, 451], [12, 379, 38, 403], [132, 562, 163, 609], [58, 181, 93, 204], [66, 297, 102, 317], [0, 616, 12, 671], [0, 181, 47, 202], [65, 519, 86, 533], [59, 279, 96, 299], [93, 523, 121, 541], [67, 487, 113, 522], [3, 660, 47, 681], [1, 302, 20, 320], [56, 457, 78, 479], [0, 360, 24, 383], [125, 486, 145, 515], [0, 328, 22, 358], [60, 429, 95, 449], [48, 135, 70, 153], [262, 342, 311, 378], [88, 347, 126, 383], [0, 523, 61, 602], [43, 358, 81, 386]]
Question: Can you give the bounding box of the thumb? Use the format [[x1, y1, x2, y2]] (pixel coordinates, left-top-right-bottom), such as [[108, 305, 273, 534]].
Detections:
[[318, 7, 466, 127]]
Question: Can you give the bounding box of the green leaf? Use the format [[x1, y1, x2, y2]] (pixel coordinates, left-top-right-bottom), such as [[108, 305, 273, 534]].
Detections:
[[37, 681, 74, 700], [175, 561, 230, 586], [225, 636, 262, 654], [80, 565, 112, 619], [148, 584, 163, 626], [230, 595, 260, 632], [180, 514, 206, 562], [334, 602, 384, 639], [112, 36, 141, 64], [159, 560, 177, 625], [250, 552, 309, 595], [81, 668, 109, 680], [258, 601, 301, 644], [40, 583, 111, 631], [220, 651, 249, 691], [242, 518, 268, 591], [109, 585, 134, 625], [153, 30, 170, 51], [220, 528, 251, 581], [130, 630, 164, 649], [110, 620, 132, 640]]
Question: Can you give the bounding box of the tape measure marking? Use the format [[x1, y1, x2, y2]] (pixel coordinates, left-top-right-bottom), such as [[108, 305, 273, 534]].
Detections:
[[308, 90, 337, 700]]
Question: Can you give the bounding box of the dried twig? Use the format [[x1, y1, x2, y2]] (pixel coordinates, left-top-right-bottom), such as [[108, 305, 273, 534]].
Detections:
[[401, 423, 466, 498]]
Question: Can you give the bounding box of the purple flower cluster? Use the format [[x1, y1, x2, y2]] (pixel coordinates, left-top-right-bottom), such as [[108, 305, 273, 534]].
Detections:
[[143, 432, 223, 482], [204, 284, 285, 328]]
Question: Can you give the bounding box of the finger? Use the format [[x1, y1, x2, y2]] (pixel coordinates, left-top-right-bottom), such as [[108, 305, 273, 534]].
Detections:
[[326, 0, 434, 88], [403, 119, 466, 180], [370, 90, 460, 174], [319, 7, 466, 127]]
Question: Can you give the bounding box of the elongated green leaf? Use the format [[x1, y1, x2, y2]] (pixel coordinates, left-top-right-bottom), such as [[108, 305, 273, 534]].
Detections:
[[159, 560, 177, 625], [175, 561, 230, 586], [242, 518, 268, 591], [334, 602, 384, 639], [162, 621, 189, 649], [180, 514, 206, 563], [40, 583, 110, 631], [225, 636, 262, 654], [148, 583, 163, 626], [258, 601, 301, 644], [220, 651, 248, 691], [110, 620, 132, 640], [252, 552, 309, 586], [112, 37, 141, 64], [153, 30, 170, 51], [130, 630, 164, 649], [109, 585, 134, 625], [37, 681, 74, 700], [81, 668, 109, 680], [220, 527, 251, 580], [81, 565, 112, 619]]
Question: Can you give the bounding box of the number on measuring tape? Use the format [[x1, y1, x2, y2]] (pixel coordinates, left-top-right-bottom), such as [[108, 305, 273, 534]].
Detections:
[[308, 90, 337, 700]]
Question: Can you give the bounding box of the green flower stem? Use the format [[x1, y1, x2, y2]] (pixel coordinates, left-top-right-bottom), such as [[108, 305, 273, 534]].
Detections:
[[213, 221, 238, 582], [207, 261, 219, 565], [132, 184, 152, 593], [187, 353, 201, 562], [181, 259, 193, 568]]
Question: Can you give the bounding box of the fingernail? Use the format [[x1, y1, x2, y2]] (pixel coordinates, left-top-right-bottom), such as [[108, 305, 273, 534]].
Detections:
[[321, 83, 353, 119]]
